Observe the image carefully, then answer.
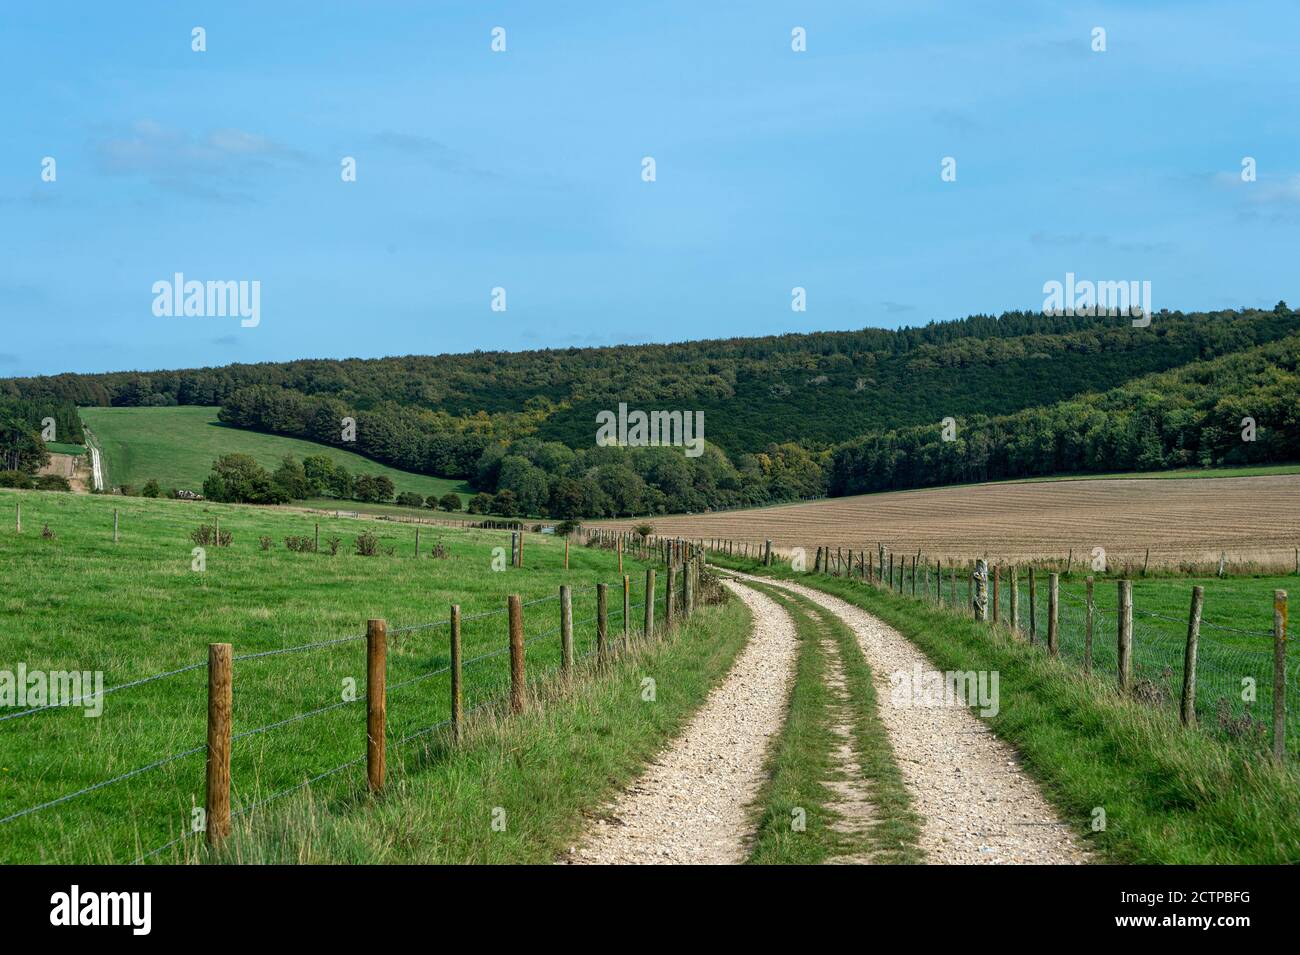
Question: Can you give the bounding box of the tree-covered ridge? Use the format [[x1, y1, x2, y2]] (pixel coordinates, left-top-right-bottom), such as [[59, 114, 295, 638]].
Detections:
[[828, 332, 1300, 496], [1, 306, 1296, 517], [2, 308, 1292, 457]]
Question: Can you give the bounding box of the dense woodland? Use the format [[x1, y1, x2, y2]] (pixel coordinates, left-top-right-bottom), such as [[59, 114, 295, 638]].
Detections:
[[2, 307, 1296, 515]]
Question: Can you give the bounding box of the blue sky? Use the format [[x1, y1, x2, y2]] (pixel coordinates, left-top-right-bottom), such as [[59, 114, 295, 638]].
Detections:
[[2, 1, 1297, 377]]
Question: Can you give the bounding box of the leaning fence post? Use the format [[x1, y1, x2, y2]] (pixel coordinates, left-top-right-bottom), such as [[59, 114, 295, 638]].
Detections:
[[597, 583, 609, 661], [560, 585, 574, 672], [1047, 573, 1059, 656], [973, 559, 988, 621], [644, 569, 656, 640], [450, 604, 463, 740], [366, 619, 387, 791], [1117, 580, 1133, 694], [508, 595, 525, 713], [205, 643, 232, 848], [1180, 586, 1203, 727], [1084, 576, 1095, 673], [1273, 590, 1288, 762]]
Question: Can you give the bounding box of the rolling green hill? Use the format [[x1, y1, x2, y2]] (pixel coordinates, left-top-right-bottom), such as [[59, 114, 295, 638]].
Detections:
[[80, 406, 471, 503]]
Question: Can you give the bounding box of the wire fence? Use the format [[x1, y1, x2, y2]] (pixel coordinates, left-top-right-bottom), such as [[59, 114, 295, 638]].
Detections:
[[0, 543, 700, 865], [818, 552, 1294, 759]]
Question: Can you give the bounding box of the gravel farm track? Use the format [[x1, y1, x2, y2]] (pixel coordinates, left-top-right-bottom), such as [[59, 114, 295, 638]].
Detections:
[[592, 474, 1300, 568], [570, 574, 1088, 865]]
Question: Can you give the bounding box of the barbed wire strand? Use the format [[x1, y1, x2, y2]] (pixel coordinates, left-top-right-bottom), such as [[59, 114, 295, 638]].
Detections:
[[0, 660, 208, 723], [0, 744, 207, 825]]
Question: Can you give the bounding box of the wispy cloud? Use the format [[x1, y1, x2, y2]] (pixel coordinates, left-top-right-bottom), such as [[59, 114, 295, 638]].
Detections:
[[92, 120, 308, 203], [1028, 231, 1174, 255], [371, 131, 499, 179]]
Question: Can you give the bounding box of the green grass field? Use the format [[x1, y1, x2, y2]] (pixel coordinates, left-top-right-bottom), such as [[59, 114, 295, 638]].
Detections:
[[0, 487, 652, 863], [79, 406, 471, 504], [44, 442, 86, 457]]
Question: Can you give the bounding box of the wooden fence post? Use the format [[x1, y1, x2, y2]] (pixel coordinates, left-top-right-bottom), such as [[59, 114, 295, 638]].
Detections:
[[564, 538, 569, 570], [764, 539, 772, 566], [1117, 580, 1133, 694], [1084, 576, 1094, 673], [911, 555, 917, 597], [205, 643, 232, 847], [15, 503, 20, 533], [114, 509, 120, 543], [597, 583, 608, 661], [1273, 590, 1288, 762], [1047, 573, 1059, 656], [644, 569, 656, 640], [518, 530, 525, 568], [1010, 565, 1019, 634], [560, 585, 574, 672], [684, 557, 695, 616], [1180, 586, 1202, 727], [1028, 568, 1037, 644], [366, 619, 387, 792], [414, 527, 420, 557], [618, 537, 623, 575], [973, 559, 988, 621], [665, 563, 677, 631], [623, 574, 631, 641], [450, 604, 463, 740], [508, 595, 525, 713]]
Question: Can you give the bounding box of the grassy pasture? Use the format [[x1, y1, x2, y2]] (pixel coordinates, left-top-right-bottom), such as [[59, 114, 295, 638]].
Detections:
[[0, 488, 649, 863], [80, 405, 471, 504]]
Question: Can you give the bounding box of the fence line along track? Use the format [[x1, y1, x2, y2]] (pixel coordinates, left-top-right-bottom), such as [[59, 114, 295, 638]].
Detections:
[[5, 539, 702, 864]]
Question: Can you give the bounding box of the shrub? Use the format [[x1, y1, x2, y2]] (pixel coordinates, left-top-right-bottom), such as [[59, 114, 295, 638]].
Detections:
[[190, 523, 233, 548], [428, 540, 449, 559], [556, 519, 581, 537], [141, 479, 161, 498], [438, 493, 462, 512], [284, 535, 317, 553], [396, 491, 424, 509], [35, 474, 71, 492], [259, 535, 274, 551], [41, 523, 54, 540], [634, 523, 654, 540], [0, 471, 34, 489], [466, 492, 493, 514], [326, 535, 342, 555], [354, 530, 380, 556]]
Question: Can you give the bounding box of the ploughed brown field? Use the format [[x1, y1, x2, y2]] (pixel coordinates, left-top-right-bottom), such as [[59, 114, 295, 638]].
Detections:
[[593, 475, 1300, 569]]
